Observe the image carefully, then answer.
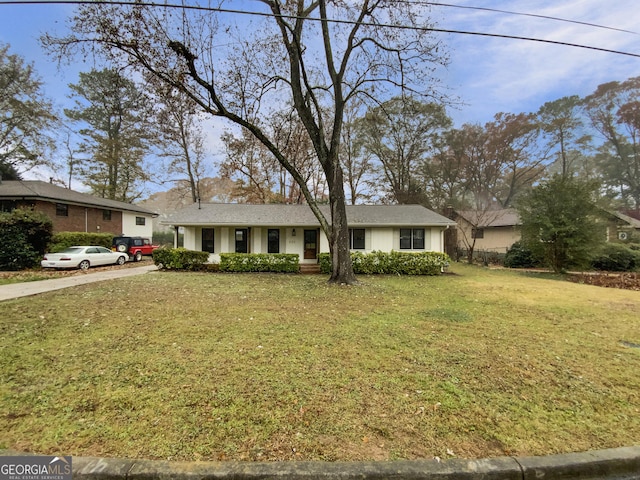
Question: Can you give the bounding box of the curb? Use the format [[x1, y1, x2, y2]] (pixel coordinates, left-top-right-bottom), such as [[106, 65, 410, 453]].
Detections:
[[4, 446, 640, 479]]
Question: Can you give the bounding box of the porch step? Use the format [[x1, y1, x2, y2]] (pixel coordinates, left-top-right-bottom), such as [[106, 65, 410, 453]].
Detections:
[[299, 264, 321, 274]]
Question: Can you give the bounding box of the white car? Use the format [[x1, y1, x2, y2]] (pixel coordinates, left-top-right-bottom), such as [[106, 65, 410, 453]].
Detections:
[[41, 246, 128, 270]]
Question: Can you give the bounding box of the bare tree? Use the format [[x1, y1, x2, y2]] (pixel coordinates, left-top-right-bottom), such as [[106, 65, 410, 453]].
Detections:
[[584, 77, 640, 208], [421, 127, 472, 212], [220, 128, 278, 203], [484, 112, 547, 207], [341, 99, 374, 205], [156, 85, 210, 204], [537, 95, 591, 180], [44, 0, 446, 283], [356, 96, 451, 204]]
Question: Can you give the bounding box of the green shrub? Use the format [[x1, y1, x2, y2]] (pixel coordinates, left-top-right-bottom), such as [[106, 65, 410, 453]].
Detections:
[[319, 250, 450, 275], [504, 241, 539, 269], [152, 247, 209, 271], [591, 243, 640, 272], [219, 253, 300, 273], [0, 208, 53, 270], [48, 232, 114, 252]]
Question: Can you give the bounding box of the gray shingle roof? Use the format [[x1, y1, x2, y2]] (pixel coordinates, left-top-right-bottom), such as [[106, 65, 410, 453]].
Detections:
[[455, 209, 520, 227], [162, 203, 456, 227], [609, 210, 640, 229], [0, 180, 157, 215]]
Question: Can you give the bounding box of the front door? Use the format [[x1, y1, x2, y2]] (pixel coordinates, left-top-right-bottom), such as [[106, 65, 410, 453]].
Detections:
[[303, 229, 318, 260], [235, 228, 248, 253]]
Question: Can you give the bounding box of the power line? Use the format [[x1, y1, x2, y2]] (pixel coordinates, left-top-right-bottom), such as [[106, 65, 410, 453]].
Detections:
[[1, 0, 639, 58], [401, 1, 640, 36]]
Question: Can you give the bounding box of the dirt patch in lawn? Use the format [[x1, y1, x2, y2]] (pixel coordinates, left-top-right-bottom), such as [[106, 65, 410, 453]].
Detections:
[[567, 272, 640, 290]]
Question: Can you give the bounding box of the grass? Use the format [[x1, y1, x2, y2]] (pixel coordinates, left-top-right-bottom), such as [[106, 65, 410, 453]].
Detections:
[[0, 263, 639, 462]]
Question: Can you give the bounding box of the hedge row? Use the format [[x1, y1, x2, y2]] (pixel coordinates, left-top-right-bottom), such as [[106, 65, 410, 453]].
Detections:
[[319, 250, 450, 275], [591, 243, 640, 272], [219, 253, 300, 273], [48, 232, 114, 252], [152, 247, 210, 270], [505, 241, 640, 272]]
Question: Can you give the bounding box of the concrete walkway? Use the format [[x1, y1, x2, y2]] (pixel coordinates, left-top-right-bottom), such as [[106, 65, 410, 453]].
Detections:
[[0, 264, 157, 301]]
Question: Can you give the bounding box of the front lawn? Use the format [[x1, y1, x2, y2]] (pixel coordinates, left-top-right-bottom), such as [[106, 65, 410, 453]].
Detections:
[[0, 264, 638, 461]]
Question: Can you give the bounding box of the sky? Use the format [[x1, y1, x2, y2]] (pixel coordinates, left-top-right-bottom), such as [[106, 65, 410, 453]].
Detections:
[[0, 0, 639, 186]]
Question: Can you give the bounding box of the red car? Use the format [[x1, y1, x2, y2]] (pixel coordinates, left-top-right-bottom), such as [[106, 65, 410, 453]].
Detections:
[[112, 236, 159, 262]]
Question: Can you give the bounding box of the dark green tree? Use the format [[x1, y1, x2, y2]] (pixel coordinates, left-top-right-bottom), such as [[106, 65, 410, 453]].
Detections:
[[517, 174, 605, 273], [0, 43, 58, 176], [65, 68, 155, 202], [0, 207, 53, 270]]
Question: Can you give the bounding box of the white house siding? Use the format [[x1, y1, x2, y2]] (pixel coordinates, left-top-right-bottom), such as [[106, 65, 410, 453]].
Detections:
[[122, 212, 154, 237], [182, 224, 449, 264], [368, 227, 393, 251], [183, 226, 198, 251]]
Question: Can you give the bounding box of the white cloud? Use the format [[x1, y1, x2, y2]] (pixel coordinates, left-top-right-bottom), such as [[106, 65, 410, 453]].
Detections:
[[436, 0, 640, 125]]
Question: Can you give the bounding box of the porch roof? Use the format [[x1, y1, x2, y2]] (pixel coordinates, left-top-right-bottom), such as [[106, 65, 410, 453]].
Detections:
[[162, 203, 456, 228]]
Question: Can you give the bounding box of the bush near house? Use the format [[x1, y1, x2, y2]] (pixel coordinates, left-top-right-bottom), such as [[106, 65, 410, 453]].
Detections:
[[152, 247, 209, 271], [319, 250, 450, 275], [504, 241, 541, 269], [0, 208, 53, 270], [219, 253, 300, 273], [591, 243, 640, 272], [48, 232, 114, 252]]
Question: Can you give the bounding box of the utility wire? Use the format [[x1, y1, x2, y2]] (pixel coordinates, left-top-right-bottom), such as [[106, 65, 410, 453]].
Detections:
[[1, 0, 639, 58], [396, 0, 640, 36]]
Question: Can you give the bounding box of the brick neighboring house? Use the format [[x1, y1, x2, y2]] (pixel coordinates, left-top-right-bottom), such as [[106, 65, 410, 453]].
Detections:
[[0, 180, 158, 237]]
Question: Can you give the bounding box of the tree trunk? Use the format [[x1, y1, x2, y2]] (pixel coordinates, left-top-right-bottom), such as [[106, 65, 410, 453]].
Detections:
[[327, 164, 356, 284]]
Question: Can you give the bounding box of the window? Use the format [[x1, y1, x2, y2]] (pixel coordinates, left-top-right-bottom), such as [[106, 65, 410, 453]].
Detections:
[[400, 228, 426, 250], [136, 216, 146, 226], [268, 229, 280, 253], [235, 229, 248, 253], [0, 200, 17, 212], [472, 228, 484, 239], [56, 203, 68, 217], [349, 228, 365, 250], [202, 228, 214, 253], [103, 210, 112, 221]]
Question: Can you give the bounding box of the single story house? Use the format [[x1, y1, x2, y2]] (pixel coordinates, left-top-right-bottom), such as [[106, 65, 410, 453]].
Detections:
[[162, 203, 457, 263], [604, 210, 640, 241], [0, 179, 157, 237], [452, 209, 521, 255], [451, 208, 640, 256]]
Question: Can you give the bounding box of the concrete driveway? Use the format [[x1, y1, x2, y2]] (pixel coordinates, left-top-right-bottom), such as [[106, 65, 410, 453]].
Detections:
[[0, 264, 157, 302]]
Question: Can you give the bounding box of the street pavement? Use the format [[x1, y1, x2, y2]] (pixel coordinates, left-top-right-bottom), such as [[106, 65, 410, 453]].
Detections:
[[0, 264, 157, 301]]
